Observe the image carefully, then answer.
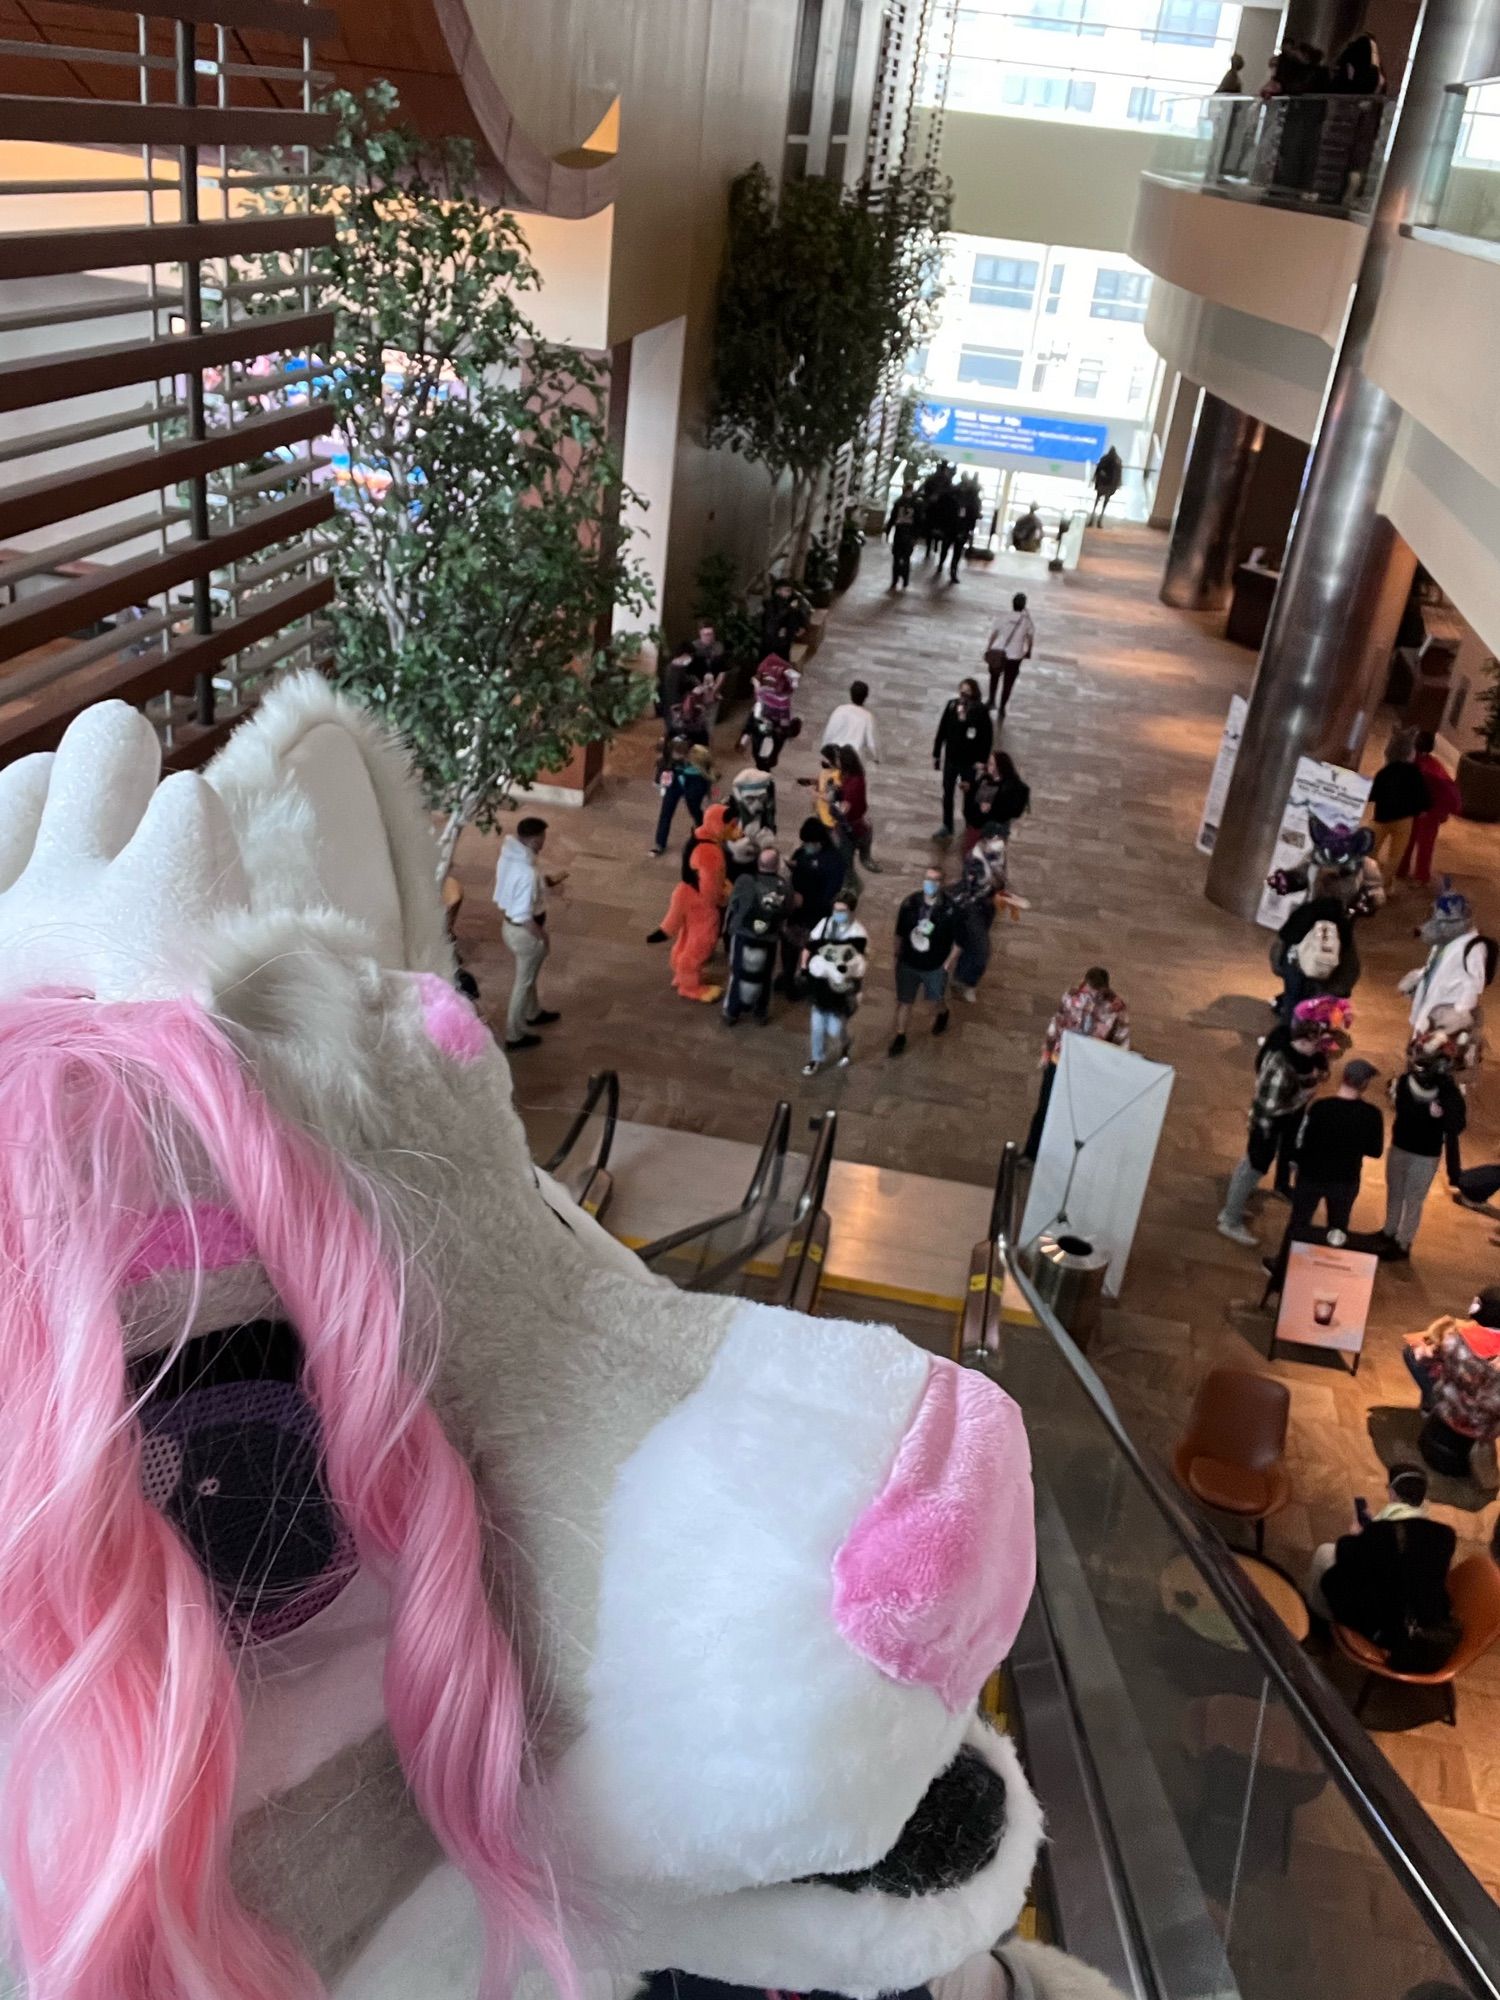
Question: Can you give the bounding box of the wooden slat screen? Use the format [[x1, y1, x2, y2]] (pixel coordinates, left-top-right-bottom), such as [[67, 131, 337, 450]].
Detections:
[[0, 0, 335, 767]]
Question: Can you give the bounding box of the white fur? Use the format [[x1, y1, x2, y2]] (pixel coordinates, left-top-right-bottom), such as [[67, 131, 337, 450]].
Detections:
[[618, 1723, 1043, 1999], [207, 671, 451, 975], [555, 1304, 962, 1891]]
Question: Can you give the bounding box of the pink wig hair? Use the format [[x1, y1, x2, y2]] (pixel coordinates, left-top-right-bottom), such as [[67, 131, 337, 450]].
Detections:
[[0, 994, 573, 2000]]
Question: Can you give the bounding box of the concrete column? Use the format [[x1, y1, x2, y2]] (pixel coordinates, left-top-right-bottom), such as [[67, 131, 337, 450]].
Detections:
[[1159, 390, 1264, 610], [1148, 372, 1200, 533], [1279, 0, 1364, 58], [1206, 0, 1500, 918]]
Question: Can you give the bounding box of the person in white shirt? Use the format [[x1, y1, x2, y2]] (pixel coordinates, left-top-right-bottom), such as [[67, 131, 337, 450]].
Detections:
[[983, 593, 1036, 717], [820, 679, 879, 765], [493, 816, 567, 1050]]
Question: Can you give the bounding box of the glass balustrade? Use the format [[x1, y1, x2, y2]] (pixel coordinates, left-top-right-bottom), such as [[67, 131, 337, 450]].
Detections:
[[1149, 91, 1395, 215], [1433, 81, 1500, 247]]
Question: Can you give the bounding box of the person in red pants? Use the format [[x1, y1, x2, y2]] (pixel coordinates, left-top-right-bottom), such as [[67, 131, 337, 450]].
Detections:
[[1399, 730, 1463, 888], [649, 802, 736, 1001]]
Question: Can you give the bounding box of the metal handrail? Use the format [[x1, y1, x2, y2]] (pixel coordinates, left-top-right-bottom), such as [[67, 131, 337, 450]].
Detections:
[[636, 1099, 792, 1268], [540, 1068, 620, 1178], [778, 1111, 838, 1307], [990, 1141, 1500, 1997]]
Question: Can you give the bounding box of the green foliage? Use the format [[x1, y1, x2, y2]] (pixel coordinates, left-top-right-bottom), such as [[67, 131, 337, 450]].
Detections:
[[803, 533, 834, 604], [837, 507, 865, 565], [706, 162, 951, 572], [692, 551, 760, 669], [1477, 656, 1500, 759], [249, 84, 652, 870]]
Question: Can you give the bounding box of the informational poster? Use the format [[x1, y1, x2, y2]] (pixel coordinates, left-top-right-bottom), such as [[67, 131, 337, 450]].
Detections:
[[1254, 755, 1372, 931], [1020, 1036, 1175, 1296], [1275, 1239, 1378, 1368], [1195, 694, 1248, 856], [916, 401, 1108, 464]]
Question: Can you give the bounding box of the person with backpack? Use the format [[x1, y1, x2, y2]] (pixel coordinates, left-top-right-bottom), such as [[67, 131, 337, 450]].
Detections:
[[962, 749, 1030, 853], [1400, 888, 1497, 1037], [650, 739, 712, 858], [1216, 999, 1339, 1247], [931, 677, 993, 842], [723, 845, 791, 1025], [743, 653, 801, 771], [951, 832, 1011, 1004], [1274, 866, 1355, 1016], [884, 481, 919, 591], [782, 818, 847, 998], [1397, 732, 1463, 888], [802, 889, 868, 1075], [889, 864, 959, 1056], [1306, 1465, 1459, 1674]]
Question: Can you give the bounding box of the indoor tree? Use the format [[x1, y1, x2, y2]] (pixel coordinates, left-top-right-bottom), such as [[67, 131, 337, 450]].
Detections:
[[706, 162, 950, 578], [252, 85, 652, 877]]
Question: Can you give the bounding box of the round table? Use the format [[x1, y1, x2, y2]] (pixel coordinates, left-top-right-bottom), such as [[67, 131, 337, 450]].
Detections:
[[1159, 1551, 1311, 1649]]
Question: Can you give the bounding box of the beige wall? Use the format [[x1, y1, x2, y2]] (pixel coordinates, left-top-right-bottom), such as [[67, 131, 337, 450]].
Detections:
[[1129, 173, 1363, 343], [1381, 418, 1500, 666], [944, 112, 1160, 252], [1142, 279, 1331, 441]]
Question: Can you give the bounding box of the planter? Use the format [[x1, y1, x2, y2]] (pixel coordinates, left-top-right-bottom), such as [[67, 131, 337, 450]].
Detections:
[[807, 583, 835, 612], [834, 540, 862, 594], [1458, 751, 1500, 822]]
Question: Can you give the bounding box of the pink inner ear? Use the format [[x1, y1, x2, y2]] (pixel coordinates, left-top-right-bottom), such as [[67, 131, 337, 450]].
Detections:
[[832, 1358, 1035, 1713], [415, 972, 489, 1064], [124, 1204, 255, 1285]]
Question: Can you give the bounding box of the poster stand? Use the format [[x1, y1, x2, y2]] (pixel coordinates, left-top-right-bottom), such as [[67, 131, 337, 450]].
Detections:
[[1269, 1236, 1379, 1375]]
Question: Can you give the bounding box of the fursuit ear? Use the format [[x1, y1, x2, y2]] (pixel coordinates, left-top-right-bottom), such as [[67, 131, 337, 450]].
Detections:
[[206, 673, 452, 976]]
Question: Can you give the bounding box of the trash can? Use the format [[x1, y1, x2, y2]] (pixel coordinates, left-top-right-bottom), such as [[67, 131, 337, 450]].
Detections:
[[1028, 1232, 1109, 1348]]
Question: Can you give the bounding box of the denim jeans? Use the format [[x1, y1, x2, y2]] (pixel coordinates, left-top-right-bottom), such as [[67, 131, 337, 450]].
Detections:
[[810, 1006, 848, 1065]]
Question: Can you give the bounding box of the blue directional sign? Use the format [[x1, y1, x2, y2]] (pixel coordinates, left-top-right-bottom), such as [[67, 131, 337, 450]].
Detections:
[[915, 401, 1108, 463]]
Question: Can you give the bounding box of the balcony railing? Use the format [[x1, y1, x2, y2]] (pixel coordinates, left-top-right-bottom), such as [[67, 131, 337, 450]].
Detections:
[[1150, 91, 1395, 217]]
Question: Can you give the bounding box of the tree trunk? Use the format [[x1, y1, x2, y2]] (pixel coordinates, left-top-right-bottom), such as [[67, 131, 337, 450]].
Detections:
[[435, 809, 466, 885], [789, 473, 816, 582]]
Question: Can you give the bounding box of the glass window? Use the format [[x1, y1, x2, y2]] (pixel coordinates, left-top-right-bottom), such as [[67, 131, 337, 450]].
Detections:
[[905, 345, 930, 377], [1090, 268, 1152, 320], [831, 0, 863, 133], [787, 0, 825, 133], [1026, 0, 1108, 33], [1148, 0, 1222, 45], [958, 346, 1024, 390], [970, 254, 1040, 310], [1127, 85, 1160, 122], [999, 73, 1096, 111], [1043, 264, 1065, 313], [1031, 358, 1050, 391], [1075, 358, 1104, 398]]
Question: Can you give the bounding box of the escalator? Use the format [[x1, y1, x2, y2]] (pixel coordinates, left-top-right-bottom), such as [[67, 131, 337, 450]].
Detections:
[[972, 1142, 1500, 2000]]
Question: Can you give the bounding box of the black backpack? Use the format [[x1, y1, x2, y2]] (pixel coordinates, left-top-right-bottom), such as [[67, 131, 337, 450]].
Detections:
[[746, 875, 791, 940]]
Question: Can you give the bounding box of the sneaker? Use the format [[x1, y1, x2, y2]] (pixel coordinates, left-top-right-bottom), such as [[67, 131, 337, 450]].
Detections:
[[888, 1033, 908, 1057], [1387, 1243, 1411, 1261], [837, 1050, 852, 1068], [1216, 1213, 1259, 1248], [505, 1033, 543, 1051], [802, 1060, 820, 1077], [1326, 1229, 1347, 1248], [649, 845, 665, 857], [932, 826, 954, 843], [956, 984, 977, 1005], [933, 1007, 951, 1036], [529, 1009, 561, 1026]]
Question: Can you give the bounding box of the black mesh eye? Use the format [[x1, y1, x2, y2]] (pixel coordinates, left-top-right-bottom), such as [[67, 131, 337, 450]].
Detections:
[[166, 1421, 337, 1612]]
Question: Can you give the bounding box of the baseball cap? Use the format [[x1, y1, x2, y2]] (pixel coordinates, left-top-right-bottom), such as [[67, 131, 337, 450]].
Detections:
[[1343, 1058, 1378, 1087]]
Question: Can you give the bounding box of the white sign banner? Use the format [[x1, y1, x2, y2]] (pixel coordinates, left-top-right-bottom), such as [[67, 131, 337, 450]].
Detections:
[[1255, 755, 1372, 931], [1021, 1036, 1175, 1296], [1275, 1239, 1378, 1364], [1196, 693, 1247, 856]]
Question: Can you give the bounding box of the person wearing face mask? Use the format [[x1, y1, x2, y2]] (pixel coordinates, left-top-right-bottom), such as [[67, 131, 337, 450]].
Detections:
[[782, 817, 847, 997], [931, 678, 993, 843], [802, 891, 869, 1075], [889, 865, 958, 1056], [1378, 1030, 1470, 1260]]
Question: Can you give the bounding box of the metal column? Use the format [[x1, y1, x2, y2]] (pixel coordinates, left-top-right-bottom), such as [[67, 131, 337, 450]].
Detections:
[[1160, 390, 1264, 611], [1205, 0, 1500, 919]]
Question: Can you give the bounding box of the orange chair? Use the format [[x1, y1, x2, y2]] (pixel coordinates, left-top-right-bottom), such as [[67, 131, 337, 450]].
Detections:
[[1335, 1554, 1500, 1729], [1172, 1368, 1291, 1556]]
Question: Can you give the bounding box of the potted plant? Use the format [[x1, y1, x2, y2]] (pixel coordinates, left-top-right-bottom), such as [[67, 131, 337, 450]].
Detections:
[[803, 533, 835, 610], [834, 507, 864, 594], [1458, 656, 1500, 821]]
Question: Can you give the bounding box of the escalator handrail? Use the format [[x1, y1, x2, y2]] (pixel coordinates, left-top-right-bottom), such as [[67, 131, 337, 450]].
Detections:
[[778, 1110, 837, 1303], [637, 1100, 792, 1265], [991, 1139, 1500, 1997], [540, 1069, 620, 1178]]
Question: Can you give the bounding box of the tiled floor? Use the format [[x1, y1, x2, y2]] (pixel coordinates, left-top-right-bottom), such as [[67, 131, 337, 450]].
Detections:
[[456, 520, 1500, 1891]]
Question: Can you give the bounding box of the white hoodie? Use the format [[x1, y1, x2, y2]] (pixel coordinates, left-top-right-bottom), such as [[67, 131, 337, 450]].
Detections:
[[493, 834, 544, 925]]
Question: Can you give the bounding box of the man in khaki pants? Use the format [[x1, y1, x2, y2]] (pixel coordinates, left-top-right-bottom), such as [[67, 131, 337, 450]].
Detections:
[[493, 816, 565, 1050]]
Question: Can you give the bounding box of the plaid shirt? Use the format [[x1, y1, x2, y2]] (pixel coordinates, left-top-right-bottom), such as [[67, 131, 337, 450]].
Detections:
[[1250, 1047, 1321, 1126], [1041, 982, 1130, 1066], [1431, 1322, 1500, 1439]]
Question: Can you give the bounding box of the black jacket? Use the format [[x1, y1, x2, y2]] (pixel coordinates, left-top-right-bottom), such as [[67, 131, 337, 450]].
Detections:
[[1369, 759, 1430, 824], [789, 841, 848, 929], [1391, 1073, 1467, 1157], [933, 699, 993, 773], [896, 890, 958, 970], [1322, 1517, 1460, 1673], [964, 770, 1030, 831]]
